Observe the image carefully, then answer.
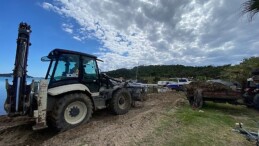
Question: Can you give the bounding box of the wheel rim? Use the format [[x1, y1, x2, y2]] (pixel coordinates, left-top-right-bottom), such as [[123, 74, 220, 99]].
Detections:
[[64, 101, 87, 125], [118, 95, 127, 109]]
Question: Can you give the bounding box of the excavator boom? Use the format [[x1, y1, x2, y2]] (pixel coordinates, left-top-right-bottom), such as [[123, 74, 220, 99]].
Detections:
[[5, 22, 32, 116]]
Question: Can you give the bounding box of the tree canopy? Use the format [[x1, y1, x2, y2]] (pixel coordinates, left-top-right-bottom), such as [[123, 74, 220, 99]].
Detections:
[[106, 57, 259, 84], [242, 0, 259, 21], [106, 64, 230, 83], [221, 57, 259, 83]]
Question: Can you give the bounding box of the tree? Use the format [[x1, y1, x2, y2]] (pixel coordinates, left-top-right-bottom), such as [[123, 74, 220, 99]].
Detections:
[[221, 57, 259, 83], [242, 0, 259, 21]]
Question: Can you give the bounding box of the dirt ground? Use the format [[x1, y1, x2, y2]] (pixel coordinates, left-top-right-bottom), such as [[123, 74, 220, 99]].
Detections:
[[0, 92, 185, 146]]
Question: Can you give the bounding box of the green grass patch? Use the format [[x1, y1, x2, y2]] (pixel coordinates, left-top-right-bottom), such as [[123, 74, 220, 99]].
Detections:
[[138, 102, 259, 146]]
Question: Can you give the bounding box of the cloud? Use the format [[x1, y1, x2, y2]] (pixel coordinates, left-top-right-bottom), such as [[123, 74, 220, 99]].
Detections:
[[62, 23, 73, 34], [41, 2, 53, 10], [41, 0, 259, 71], [72, 36, 82, 41]]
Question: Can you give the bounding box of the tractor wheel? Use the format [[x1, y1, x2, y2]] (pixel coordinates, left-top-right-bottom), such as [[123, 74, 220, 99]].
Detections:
[[253, 94, 259, 110], [188, 96, 194, 106], [142, 91, 148, 101], [193, 89, 203, 109], [110, 88, 132, 115], [49, 93, 93, 131]]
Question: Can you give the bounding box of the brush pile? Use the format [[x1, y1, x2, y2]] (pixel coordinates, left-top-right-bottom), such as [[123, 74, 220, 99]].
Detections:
[[184, 80, 233, 96]]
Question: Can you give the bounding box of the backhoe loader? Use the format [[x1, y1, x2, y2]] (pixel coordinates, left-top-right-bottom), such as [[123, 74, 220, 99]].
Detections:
[[4, 22, 146, 131]]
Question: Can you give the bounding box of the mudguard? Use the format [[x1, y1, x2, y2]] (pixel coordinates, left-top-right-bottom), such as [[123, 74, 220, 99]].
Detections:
[[48, 84, 92, 96]]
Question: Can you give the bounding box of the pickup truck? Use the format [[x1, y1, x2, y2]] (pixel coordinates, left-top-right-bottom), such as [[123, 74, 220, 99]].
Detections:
[[166, 78, 191, 91]]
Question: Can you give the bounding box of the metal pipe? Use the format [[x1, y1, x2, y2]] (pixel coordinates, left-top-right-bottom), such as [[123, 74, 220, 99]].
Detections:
[[16, 77, 21, 112]]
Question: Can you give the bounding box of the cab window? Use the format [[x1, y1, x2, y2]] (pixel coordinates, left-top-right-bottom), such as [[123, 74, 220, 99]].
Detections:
[[82, 57, 98, 81], [53, 54, 79, 81]]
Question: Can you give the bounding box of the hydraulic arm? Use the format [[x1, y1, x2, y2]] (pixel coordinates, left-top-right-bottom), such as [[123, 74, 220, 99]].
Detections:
[[5, 22, 32, 116]]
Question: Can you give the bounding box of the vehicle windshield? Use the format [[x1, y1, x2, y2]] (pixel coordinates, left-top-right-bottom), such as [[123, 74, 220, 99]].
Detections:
[[45, 54, 79, 81]]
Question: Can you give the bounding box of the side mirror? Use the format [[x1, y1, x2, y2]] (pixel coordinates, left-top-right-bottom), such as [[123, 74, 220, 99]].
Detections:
[[41, 56, 50, 62]]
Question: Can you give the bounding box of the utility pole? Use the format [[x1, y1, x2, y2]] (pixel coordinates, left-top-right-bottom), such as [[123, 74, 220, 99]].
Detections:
[[136, 62, 139, 82], [136, 66, 138, 82]]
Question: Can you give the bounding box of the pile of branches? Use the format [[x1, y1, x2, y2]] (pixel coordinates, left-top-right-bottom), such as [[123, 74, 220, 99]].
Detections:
[[184, 81, 231, 95]]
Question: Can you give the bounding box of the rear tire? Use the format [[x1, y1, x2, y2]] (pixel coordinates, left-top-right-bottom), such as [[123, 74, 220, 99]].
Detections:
[[110, 89, 132, 115], [193, 89, 203, 108], [49, 93, 93, 131], [188, 96, 194, 106]]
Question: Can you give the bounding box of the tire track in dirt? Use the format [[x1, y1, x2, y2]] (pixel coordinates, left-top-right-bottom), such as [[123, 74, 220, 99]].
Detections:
[[0, 92, 185, 146], [43, 92, 185, 146]]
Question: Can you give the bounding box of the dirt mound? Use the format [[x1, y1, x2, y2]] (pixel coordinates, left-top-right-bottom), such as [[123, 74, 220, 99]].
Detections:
[[0, 92, 185, 146]]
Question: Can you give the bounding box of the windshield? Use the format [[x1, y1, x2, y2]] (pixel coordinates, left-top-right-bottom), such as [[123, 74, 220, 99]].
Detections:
[[45, 54, 80, 82], [53, 54, 79, 81]]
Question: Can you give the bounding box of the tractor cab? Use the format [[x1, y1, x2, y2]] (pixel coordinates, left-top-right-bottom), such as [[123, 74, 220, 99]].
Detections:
[[42, 49, 101, 92]]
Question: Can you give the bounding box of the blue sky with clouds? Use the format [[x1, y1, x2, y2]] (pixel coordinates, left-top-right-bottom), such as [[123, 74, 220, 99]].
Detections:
[[0, 0, 101, 77], [0, 0, 259, 77]]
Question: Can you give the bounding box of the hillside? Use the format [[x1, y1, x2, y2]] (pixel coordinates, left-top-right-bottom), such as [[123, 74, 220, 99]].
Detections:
[[106, 64, 230, 83], [0, 73, 33, 78]]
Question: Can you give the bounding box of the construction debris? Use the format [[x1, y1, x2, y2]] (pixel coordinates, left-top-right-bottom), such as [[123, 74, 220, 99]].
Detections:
[[233, 123, 259, 146]]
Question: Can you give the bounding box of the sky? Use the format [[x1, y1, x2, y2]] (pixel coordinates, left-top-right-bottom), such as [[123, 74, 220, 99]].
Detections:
[[0, 0, 258, 77]]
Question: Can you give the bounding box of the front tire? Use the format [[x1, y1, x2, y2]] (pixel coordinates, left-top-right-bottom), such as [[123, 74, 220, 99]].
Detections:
[[49, 93, 93, 131], [110, 88, 132, 115], [141, 91, 148, 101]]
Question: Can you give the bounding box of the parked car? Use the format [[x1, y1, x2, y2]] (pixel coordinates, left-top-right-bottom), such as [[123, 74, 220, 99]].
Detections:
[[166, 78, 191, 91]]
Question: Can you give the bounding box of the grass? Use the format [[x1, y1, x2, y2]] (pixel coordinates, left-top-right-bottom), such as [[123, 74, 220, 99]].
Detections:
[[138, 102, 259, 146]]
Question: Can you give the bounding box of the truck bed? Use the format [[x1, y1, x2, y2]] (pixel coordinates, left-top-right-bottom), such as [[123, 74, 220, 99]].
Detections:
[[202, 91, 242, 100]]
